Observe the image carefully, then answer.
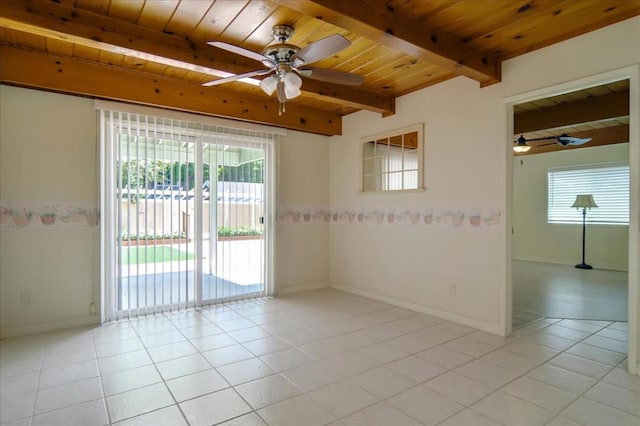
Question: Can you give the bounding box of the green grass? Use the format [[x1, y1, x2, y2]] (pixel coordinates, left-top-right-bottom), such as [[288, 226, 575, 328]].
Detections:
[[121, 246, 194, 265]]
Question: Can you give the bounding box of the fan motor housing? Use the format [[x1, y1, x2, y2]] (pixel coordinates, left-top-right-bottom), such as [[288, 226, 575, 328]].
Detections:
[[262, 44, 299, 65]]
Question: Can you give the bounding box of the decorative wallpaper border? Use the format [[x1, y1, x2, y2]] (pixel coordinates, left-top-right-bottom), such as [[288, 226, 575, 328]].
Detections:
[[277, 205, 501, 230], [0, 201, 99, 231]]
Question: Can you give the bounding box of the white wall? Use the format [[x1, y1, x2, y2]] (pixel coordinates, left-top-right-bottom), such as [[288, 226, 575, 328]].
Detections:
[[0, 86, 331, 335], [275, 131, 330, 292], [328, 17, 640, 339], [513, 144, 629, 271], [0, 86, 100, 336]]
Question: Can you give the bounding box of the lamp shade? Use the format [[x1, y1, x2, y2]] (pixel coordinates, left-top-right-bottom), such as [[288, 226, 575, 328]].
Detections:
[[513, 137, 531, 153], [259, 75, 277, 96], [572, 194, 598, 209]]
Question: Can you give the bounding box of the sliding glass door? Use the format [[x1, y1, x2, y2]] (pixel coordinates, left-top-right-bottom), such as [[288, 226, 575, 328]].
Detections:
[[100, 109, 274, 321]]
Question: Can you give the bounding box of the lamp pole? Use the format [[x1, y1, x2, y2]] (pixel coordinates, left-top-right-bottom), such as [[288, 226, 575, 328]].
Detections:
[[576, 207, 592, 269]]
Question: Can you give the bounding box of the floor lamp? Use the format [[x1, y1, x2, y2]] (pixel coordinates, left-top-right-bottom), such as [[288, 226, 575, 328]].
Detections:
[[572, 194, 598, 269]]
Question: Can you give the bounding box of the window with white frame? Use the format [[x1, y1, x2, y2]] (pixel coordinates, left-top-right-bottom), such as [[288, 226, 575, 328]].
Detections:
[[361, 124, 423, 192], [547, 163, 630, 225]]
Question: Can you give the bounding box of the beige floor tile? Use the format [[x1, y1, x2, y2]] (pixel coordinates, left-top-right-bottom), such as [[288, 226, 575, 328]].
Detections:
[[416, 345, 474, 369], [339, 401, 421, 426], [217, 357, 276, 386], [309, 380, 379, 418], [602, 367, 640, 393], [102, 364, 162, 396], [480, 348, 541, 374], [94, 337, 144, 358], [560, 397, 640, 426], [35, 376, 103, 414], [31, 399, 107, 426], [502, 376, 577, 413], [443, 336, 499, 358], [235, 374, 302, 409], [584, 382, 640, 416], [155, 353, 211, 380], [388, 355, 447, 383], [98, 350, 152, 375], [228, 326, 271, 343], [147, 340, 197, 363], [388, 384, 464, 424], [438, 408, 502, 426], [1, 371, 39, 397], [527, 364, 596, 395], [501, 340, 560, 362], [257, 394, 336, 426], [189, 333, 238, 352], [113, 405, 188, 426], [425, 371, 493, 406], [0, 390, 36, 423], [454, 359, 519, 390], [166, 368, 229, 402], [541, 324, 592, 341], [548, 353, 614, 379], [218, 412, 268, 425], [107, 383, 174, 423], [242, 336, 291, 357], [582, 335, 628, 353], [349, 366, 416, 398], [202, 344, 255, 367], [356, 341, 410, 364], [472, 391, 554, 425], [566, 342, 627, 366], [259, 347, 314, 372], [180, 388, 252, 426]]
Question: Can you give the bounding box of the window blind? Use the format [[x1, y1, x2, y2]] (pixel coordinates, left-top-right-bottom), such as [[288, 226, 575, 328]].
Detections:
[[547, 164, 630, 225]]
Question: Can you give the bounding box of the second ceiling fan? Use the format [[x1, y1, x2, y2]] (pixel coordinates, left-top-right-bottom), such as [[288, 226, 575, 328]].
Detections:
[[513, 133, 592, 153], [203, 25, 364, 114]]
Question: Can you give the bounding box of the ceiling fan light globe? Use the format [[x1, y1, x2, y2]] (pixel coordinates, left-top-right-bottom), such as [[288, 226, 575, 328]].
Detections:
[[285, 85, 301, 100], [260, 75, 277, 96], [284, 71, 302, 89], [513, 145, 531, 153]]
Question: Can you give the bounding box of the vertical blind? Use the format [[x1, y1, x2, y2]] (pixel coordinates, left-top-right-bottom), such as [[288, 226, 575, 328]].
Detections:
[[547, 163, 630, 225], [98, 106, 278, 322]]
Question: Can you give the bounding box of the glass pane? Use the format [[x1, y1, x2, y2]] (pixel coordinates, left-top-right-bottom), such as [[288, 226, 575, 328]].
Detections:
[[403, 149, 418, 170], [403, 170, 418, 189], [388, 146, 403, 172]]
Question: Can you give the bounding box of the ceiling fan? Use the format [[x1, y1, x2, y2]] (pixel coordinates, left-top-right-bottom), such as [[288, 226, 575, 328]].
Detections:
[[513, 133, 592, 153], [203, 25, 364, 114]]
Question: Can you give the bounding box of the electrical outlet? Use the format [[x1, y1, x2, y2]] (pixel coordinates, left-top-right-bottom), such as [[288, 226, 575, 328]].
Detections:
[[448, 285, 456, 296], [90, 302, 97, 316], [20, 290, 31, 304]]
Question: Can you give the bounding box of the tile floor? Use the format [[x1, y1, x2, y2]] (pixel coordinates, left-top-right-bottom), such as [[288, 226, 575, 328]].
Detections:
[[1, 288, 638, 426], [512, 260, 628, 329]]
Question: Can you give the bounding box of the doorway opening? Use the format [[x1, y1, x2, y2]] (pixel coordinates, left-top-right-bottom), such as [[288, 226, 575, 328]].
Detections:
[[505, 67, 639, 375]]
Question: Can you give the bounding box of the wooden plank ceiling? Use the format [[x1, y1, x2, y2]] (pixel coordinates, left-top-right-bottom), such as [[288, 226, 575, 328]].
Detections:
[[0, 0, 638, 135], [514, 80, 630, 155]]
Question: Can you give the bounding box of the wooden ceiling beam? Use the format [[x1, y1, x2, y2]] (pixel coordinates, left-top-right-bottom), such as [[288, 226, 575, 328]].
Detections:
[[0, 0, 394, 115], [0, 46, 342, 136], [272, 0, 500, 86], [515, 91, 630, 134], [515, 124, 629, 156]]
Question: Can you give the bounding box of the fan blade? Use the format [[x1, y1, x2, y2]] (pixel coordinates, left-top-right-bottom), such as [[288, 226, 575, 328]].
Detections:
[[558, 136, 592, 146], [207, 41, 274, 66], [291, 34, 350, 67], [298, 67, 364, 86], [202, 69, 272, 87]]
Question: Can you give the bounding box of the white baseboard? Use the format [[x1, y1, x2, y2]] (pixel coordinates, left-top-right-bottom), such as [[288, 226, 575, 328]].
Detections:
[[1, 315, 100, 339], [331, 283, 503, 335], [276, 282, 329, 295]]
